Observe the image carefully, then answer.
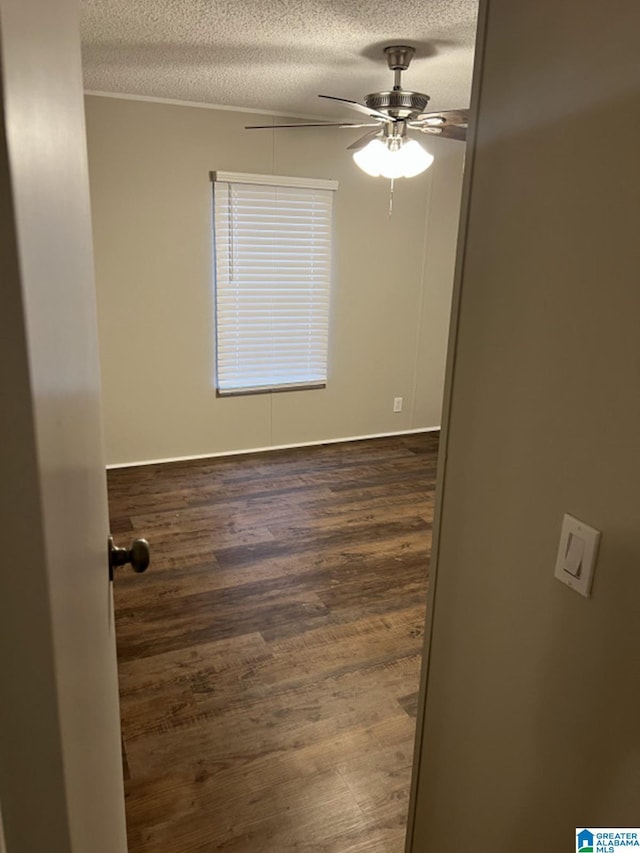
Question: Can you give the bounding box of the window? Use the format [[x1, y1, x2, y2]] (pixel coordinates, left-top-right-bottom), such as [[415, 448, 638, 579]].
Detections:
[[212, 171, 338, 396]]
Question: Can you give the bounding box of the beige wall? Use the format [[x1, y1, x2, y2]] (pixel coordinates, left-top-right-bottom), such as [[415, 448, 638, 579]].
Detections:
[[410, 0, 640, 849], [85, 95, 464, 465]]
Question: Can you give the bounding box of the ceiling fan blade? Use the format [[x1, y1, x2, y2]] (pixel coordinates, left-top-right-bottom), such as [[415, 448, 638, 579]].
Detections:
[[410, 108, 469, 141], [412, 108, 469, 126], [437, 123, 467, 141], [318, 94, 391, 122], [414, 116, 446, 127], [414, 124, 467, 141], [245, 122, 374, 129], [346, 129, 382, 151]]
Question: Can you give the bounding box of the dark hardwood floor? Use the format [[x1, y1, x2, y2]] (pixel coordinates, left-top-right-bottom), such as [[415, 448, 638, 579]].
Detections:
[[108, 432, 438, 852]]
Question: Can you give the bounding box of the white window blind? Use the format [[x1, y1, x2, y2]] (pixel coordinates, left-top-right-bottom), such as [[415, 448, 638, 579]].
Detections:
[[212, 171, 337, 396]]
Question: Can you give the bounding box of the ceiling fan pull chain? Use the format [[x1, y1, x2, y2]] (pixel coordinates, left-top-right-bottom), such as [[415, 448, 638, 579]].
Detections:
[[388, 178, 395, 218]]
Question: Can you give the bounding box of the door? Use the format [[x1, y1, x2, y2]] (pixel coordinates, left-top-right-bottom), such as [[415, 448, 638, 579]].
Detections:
[[0, 0, 127, 850]]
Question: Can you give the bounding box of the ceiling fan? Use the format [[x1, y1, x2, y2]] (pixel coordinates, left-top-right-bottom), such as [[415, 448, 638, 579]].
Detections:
[[246, 45, 468, 180]]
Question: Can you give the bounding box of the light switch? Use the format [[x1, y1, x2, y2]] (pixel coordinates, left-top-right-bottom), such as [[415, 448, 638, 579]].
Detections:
[[554, 514, 600, 597], [563, 532, 585, 577]]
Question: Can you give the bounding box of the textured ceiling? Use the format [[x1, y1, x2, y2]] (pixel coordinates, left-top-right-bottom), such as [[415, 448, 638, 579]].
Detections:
[[81, 0, 478, 119]]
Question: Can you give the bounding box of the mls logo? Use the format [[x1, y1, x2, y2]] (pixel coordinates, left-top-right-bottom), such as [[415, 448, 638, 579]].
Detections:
[[577, 829, 594, 852]]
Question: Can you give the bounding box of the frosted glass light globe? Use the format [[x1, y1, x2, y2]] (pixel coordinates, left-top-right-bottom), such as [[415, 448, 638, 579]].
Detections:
[[352, 139, 387, 176], [399, 140, 434, 177], [353, 138, 434, 179]]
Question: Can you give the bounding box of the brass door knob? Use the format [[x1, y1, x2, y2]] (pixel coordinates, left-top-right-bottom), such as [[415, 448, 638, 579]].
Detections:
[[108, 536, 150, 580]]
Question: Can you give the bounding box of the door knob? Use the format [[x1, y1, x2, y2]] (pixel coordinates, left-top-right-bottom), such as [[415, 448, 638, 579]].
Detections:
[[108, 536, 150, 580]]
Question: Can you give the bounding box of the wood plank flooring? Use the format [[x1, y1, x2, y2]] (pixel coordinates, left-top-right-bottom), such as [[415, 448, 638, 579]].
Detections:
[[108, 432, 438, 852]]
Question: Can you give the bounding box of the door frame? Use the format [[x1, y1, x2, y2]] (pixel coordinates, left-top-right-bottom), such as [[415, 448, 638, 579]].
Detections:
[[0, 0, 127, 849], [404, 1, 489, 848]]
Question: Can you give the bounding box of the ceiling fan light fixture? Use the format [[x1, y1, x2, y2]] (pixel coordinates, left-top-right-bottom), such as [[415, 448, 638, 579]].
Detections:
[[352, 139, 388, 177], [399, 139, 434, 177], [352, 137, 433, 179]]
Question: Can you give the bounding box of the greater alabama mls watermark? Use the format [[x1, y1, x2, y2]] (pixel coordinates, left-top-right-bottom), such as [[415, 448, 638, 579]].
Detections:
[[577, 829, 640, 852]]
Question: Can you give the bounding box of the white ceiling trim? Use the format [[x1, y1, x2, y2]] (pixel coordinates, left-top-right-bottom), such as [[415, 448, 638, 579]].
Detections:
[[84, 90, 335, 122]]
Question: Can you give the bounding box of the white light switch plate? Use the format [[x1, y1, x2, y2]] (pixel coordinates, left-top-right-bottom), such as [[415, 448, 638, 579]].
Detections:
[[554, 513, 600, 597]]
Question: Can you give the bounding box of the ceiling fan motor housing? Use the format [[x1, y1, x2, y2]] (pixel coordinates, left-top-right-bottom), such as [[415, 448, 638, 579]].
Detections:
[[364, 90, 431, 120], [371, 45, 430, 119], [384, 45, 415, 71]]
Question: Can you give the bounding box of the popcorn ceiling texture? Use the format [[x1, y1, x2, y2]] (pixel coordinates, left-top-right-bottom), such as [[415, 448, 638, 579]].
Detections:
[[81, 0, 478, 118]]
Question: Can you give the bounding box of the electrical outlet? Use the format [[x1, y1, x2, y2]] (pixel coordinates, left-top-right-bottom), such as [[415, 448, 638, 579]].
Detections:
[[393, 397, 403, 413]]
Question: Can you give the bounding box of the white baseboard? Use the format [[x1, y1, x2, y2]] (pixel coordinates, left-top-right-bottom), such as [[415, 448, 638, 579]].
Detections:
[[106, 426, 441, 470]]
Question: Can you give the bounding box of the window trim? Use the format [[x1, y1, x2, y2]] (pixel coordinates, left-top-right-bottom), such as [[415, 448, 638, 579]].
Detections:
[[215, 380, 326, 399], [211, 171, 338, 192]]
